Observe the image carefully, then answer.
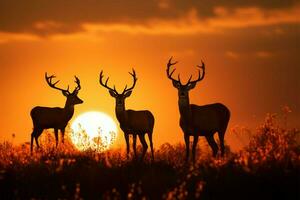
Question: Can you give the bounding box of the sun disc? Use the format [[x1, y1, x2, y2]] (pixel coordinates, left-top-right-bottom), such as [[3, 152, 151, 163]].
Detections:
[[70, 111, 118, 151]]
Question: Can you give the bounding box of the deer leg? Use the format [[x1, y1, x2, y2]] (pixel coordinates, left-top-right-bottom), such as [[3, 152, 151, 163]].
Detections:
[[138, 134, 148, 161], [54, 129, 59, 148], [218, 131, 225, 157], [34, 129, 42, 149], [61, 128, 65, 144], [205, 134, 219, 157], [35, 137, 40, 148], [133, 134, 137, 159], [124, 133, 130, 159], [148, 132, 154, 161], [30, 129, 36, 153], [192, 135, 199, 163], [184, 134, 190, 162]]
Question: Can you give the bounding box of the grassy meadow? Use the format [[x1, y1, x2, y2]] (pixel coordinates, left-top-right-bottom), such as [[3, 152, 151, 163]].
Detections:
[[0, 111, 299, 199]]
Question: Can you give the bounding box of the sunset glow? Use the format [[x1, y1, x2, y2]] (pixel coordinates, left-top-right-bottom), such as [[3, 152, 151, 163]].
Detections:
[[0, 1, 299, 199]]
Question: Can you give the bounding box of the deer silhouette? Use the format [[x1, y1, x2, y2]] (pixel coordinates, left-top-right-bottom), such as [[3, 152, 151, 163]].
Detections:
[[99, 69, 155, 160], [30, 73, 83, 152], [166, 57, 230, 162]]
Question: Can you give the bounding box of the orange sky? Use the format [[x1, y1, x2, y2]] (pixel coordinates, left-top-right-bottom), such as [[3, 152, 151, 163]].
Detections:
[[0, 1, 299, 151]]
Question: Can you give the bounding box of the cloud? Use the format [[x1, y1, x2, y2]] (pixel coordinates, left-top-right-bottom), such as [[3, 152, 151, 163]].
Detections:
[[225, 51, 239, 59], [0, 32, 39, 43], [0, 0, 299, 36], [224, 50, 275, 60], [80, 5, 300, 35], [157, 0, 171, 10], [255, 51, 273, 58]]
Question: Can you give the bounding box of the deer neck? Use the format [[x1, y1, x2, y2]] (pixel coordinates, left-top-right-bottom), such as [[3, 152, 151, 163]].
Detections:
[[64, 102, 75, 120], [178, 94, 192, 123], [115, 103, 127, 125]]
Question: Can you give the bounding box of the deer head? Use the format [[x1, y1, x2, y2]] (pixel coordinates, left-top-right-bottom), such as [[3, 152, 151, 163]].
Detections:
[[166, 57, 205, 99], [99, 69, 137, 107], [45, 73, 83, 106]]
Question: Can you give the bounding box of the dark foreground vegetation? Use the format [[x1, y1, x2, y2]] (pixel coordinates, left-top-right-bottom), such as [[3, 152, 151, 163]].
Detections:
[[0, 112, 299, 199]]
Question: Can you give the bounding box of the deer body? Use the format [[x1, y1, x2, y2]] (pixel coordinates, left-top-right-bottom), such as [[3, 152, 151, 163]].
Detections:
[[99, 69, 155, 160], [30, 73, 83, 152], [166, 57, 230, 162], [116, 107, 154, 134], [31, 106, 74, 130], [179, 103, 230, 135]]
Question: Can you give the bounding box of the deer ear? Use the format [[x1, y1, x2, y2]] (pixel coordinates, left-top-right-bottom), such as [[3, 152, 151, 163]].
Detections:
[[172, 80, 180, 89], [109, 90, 118, 97], [124, 90, 132, 98], [62, 91, 69, 96], [187, 82, 197, 90]]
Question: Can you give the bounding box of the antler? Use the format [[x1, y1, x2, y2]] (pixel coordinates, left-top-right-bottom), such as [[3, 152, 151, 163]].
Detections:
[[99, 70, 118, 93], [73, 76, 81, 93], [186, 60, 205, 85], [45, 73, 70, 94], [122, 69, 137, 94], [166, 57, 181, 84]]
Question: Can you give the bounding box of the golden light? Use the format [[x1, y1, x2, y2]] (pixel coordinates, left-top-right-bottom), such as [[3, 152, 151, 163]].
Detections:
[[70, 111, 118, 152]]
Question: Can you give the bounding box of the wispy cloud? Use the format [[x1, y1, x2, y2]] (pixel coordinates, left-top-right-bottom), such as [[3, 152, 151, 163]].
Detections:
[[0, 1, 299, 36], [80, 5, 300, 35], [0, 2, 299, 44], [224, 50, 274, 60], [0, 32, 39, 43], [225, 51, 239, 59], [255, 51, 273, 58]]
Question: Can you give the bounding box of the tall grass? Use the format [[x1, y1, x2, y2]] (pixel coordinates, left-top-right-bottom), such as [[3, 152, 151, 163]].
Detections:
[[0, 110, 299, 199]]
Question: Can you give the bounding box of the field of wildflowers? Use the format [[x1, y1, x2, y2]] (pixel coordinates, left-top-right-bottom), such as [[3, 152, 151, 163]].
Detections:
[[0, 110, 299, 199]]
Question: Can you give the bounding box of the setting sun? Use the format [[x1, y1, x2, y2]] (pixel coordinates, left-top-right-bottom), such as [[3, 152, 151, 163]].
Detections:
[[70, 111, 118, 152]]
